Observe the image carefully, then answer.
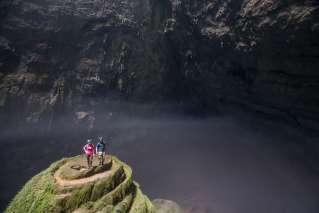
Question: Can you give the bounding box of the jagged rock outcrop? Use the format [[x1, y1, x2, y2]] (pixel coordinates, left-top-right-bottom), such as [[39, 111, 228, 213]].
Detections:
[[0, 0, 318, 129], [5, 155, 181, 213]]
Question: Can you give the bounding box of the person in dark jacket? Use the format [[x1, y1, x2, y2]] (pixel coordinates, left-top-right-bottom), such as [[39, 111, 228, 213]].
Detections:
[[96, 136, 106, 165]]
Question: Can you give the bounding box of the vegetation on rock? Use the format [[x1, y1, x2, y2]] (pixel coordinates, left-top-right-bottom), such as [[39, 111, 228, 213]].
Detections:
[[5, 156, 160, 213]]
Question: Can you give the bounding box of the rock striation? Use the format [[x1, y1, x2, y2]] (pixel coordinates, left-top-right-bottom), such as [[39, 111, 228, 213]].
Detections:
[[0, 0, 319, 129], [5, 155, 181, 213]]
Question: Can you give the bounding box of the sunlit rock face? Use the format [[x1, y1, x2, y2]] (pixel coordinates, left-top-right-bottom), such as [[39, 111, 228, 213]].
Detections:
[[0, 0, 318, 128]]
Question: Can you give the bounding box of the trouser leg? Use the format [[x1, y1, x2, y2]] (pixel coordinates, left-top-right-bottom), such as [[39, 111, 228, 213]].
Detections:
[[101, 153, 105, 165], [89, 155, 93, 167], [87, 155, 93, 168], [86, 155, 90, 168], [98, 154, 103, 165]]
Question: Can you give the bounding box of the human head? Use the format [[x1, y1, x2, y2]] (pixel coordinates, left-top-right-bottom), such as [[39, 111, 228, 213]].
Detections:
[[98, 136, 103, 142], [87, 139, 92, 143]]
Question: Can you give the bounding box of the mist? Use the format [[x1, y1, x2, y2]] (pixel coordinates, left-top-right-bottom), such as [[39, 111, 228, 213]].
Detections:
[[1, 102, 319, 213]]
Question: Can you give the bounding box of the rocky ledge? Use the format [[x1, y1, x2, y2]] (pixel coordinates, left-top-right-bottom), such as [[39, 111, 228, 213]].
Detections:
[[0, 0, 318, 130], [5, 155, 182, 213]]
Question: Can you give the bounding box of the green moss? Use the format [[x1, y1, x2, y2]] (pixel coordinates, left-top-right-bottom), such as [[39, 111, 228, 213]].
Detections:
[[63, 183, 94, 211], [5, 159, 65, 213], [59, 156, 112, 180], [130, 182, 154, 213], [56, 159, 125, 212], [92, 157, 134, 210], [90, 166, 125, 201], [112, 192, 133, 213], [129, 187, 148, 213], [5, 156, 155, 213], [144, 196, 154, 213]]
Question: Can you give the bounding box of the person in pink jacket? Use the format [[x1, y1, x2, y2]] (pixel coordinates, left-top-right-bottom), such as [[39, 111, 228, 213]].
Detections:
[[83, 139, 94, 168]]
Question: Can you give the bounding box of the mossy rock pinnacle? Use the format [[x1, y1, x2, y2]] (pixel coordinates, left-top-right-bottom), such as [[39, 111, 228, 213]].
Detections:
[[5, 155, 157, 213]]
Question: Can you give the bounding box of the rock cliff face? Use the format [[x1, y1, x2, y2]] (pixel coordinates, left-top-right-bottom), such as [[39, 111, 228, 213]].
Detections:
[[0, 0, 318, 128], [5, 155, 181, 213]]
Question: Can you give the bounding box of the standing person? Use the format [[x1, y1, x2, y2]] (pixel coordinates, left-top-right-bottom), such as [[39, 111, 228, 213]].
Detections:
[[83, 139, 94, 168], [96, 136, 106, 166]]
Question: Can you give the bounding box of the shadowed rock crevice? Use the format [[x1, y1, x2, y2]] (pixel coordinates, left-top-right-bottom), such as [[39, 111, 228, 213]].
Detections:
[[0, 0, 318, 129]]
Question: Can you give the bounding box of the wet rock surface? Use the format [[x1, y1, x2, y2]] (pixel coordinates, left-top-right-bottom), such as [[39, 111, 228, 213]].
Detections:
[[0, 0, 319, 129]]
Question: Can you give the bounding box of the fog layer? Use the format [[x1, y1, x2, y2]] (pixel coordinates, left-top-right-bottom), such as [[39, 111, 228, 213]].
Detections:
[[1, 106, 319, 212]]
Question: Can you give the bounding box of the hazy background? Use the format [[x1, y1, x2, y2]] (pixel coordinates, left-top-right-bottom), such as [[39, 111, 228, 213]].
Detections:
[[1, 103, 319, 213], [1, 0, 319, 212]]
